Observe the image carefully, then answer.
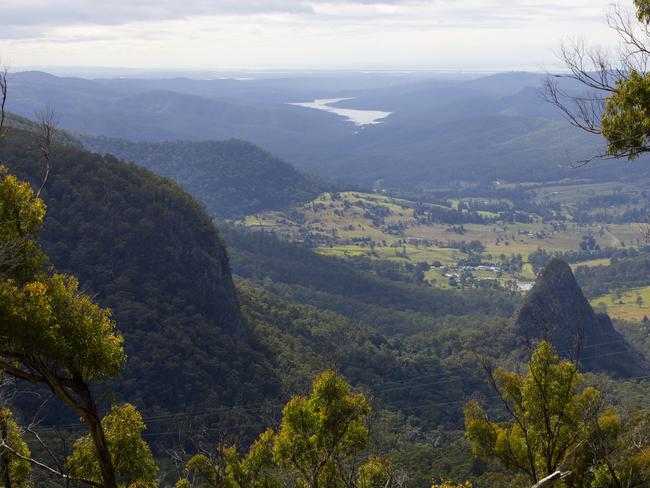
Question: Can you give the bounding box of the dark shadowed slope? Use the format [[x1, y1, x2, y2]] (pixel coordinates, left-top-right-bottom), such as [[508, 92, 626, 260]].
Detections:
[[0, 127, 280, 412], [80, 136, 330, 218], [515, 258, 645, 377]]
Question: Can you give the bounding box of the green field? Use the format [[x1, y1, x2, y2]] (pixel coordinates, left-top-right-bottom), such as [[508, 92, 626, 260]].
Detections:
[[533, 181, 626, 205], [571, 258, 612, 269], [591, 286, 650, 322], [237, 189, 644, 291]]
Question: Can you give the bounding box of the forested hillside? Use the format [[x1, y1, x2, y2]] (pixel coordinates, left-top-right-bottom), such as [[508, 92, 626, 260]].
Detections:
[[0, 122, 525, 485], [7, 0, 650, 485], [2, 112, 650, 486], [80, 136, 329, 218], [223, 225, 517, 336], [0, 128, 281, 417]]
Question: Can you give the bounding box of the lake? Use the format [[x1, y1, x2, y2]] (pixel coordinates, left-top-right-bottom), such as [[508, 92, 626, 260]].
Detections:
[[289, 98, 392, 126]]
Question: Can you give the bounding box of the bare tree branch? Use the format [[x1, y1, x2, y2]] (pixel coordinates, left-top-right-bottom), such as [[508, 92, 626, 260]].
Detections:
[[34, 106, 57, 198], [0, 439, 102, 487], [543, 4, 650, 165], [23, 395, 69, 477], [0, 65, 7, 138]]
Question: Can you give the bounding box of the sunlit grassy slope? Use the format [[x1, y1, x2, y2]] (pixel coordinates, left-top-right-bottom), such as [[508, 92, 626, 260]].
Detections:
[[591, 286, 650, 322], [238, 190, 642, 290]]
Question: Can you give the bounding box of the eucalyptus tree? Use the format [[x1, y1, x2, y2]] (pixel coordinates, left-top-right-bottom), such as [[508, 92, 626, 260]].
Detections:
[[0, 72, 155, 487], [176, 370, 405, 488], [464, 341, 601, 487], [0, 164, 125, 488]]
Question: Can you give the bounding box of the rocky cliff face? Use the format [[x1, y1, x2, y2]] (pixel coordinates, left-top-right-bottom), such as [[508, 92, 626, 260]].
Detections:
[[515, 258, 643, 377]]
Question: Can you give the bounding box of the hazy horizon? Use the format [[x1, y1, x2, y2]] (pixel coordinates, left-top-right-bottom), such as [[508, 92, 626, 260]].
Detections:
[[2, 0, 620, 72], [5, 65, 549, 80]]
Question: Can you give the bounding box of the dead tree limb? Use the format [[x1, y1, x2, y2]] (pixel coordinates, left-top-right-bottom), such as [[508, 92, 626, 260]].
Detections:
[[530, 441, 585, 488], [0, 65, 7, 138], [0, 439, 101, 488], [34, 106, 57, 198], [543, 4, 650, 163]]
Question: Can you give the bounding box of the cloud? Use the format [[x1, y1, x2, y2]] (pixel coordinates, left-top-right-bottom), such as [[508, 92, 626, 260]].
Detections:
[[0, 0, 618, 70], [1, 1, 412, 28], [0, 0, 609, 32]]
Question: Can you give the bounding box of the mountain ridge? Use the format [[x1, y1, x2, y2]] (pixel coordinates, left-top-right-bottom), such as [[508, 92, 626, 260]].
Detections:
[[80, 135, 331, 218], [9, 69, 646, 189]]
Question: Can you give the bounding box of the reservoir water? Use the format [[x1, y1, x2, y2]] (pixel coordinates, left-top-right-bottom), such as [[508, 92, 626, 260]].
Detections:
[[289, 98, 392, 126]]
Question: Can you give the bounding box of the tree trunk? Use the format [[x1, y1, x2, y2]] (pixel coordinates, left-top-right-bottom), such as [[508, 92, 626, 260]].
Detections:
[[77, 383, 118, 488], [86, 413, 117, 488], [1, 363, 118, 488]]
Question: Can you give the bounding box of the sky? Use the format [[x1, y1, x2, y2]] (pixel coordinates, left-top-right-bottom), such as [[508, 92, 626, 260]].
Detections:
[[0, 0, 623, 72]]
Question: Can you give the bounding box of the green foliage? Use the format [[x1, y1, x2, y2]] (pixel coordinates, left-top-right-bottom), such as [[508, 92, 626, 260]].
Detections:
[[431, 480, 472, 488], [177, 371, 385, 488], [274, 370, 370, 488], [66, 403, 158, 487], [0, 139, 122, 375], [0, 160, 124, 383], [589, 409, 650, 487], [464, 341, 601, 485], [0, 147, 132, 487], [636, 0, 650, 23], [178, 429, 280, 488], [0, 273, 124, 379], [178, 454, 222, 487], [0, 166, 46, 281], [356, 457, 395, 488], [0, 408, 32, 488], [225, 429, 279, 488], [602, 71, 650, 159]]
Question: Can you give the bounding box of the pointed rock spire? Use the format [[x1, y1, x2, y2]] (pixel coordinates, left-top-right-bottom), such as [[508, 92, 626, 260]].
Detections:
[[515, 258, 643, 376]]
